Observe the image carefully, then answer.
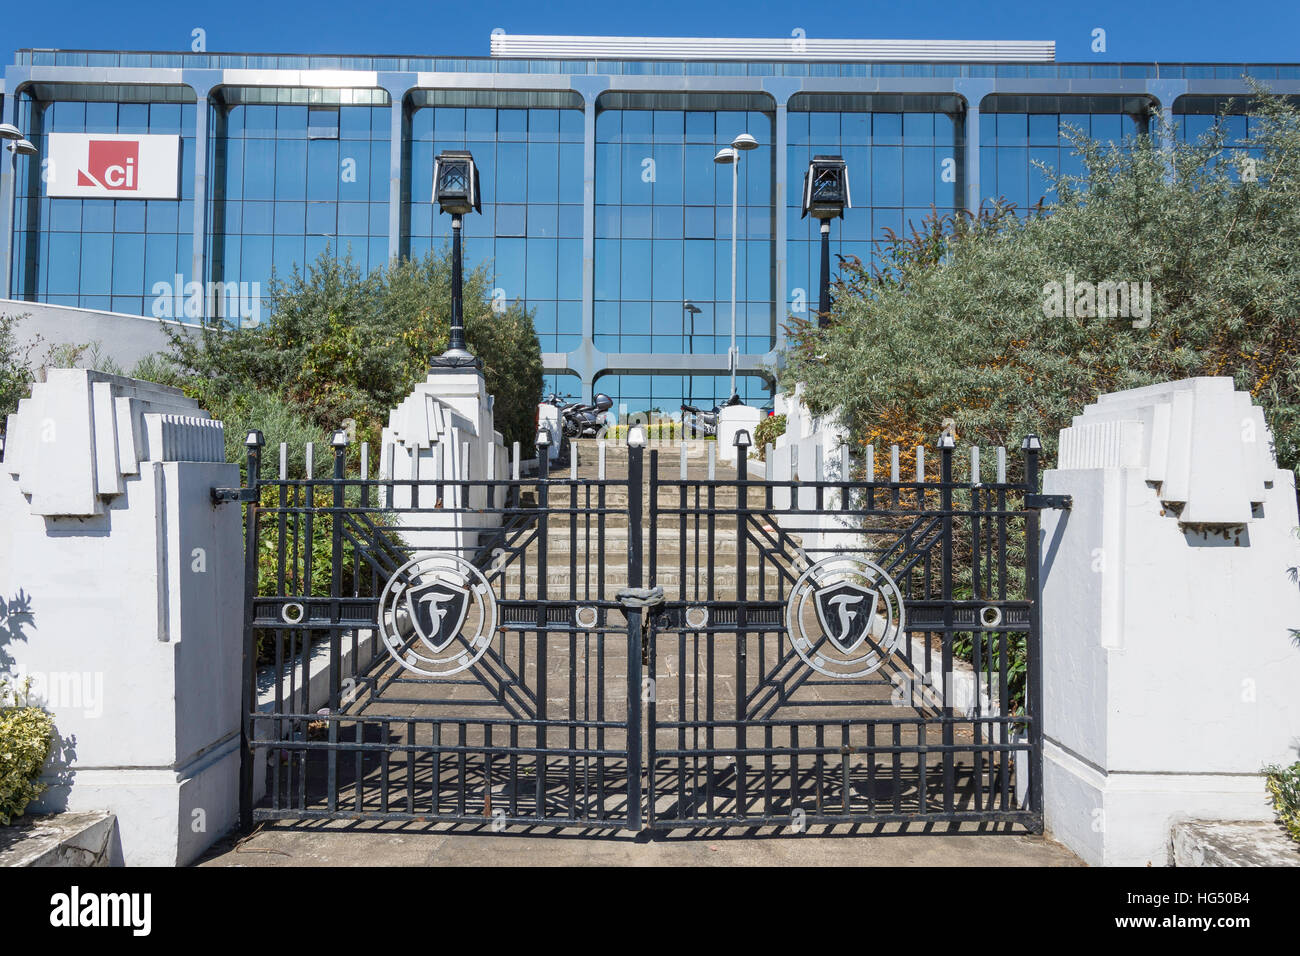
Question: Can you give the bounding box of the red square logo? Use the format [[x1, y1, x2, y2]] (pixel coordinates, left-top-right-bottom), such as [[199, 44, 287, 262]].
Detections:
[[77, 139, 139, 191]]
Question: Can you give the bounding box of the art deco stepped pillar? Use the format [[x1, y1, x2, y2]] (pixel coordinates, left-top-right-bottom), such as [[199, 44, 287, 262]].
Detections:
[[1040, 377, 1300, 865]]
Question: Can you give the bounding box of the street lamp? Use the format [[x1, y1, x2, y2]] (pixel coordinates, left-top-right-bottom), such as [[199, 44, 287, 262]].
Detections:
[[801, 155, 852, 329], [1, 124, 38, 299], [683, 300, 702, 404], [714, 132, 758, 403], [432, 149, 482, 369]]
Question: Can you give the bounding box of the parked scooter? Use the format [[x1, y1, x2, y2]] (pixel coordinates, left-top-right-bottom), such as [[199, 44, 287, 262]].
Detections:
[[557, 392, 614, 439], [680, 393, 743, 438], [538, 393, 614, 464]]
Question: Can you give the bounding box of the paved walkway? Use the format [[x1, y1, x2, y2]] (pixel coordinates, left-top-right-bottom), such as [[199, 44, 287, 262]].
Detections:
[[198, 822, 1082, 867]]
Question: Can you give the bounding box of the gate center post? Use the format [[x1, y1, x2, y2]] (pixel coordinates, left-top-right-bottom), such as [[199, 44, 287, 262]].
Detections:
[[626, 437, 645, 830]]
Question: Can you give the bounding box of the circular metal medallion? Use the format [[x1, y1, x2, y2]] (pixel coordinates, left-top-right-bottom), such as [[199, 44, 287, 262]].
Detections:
[[575, 605, 599, 629], [786, 555, 907, 679], [378, 553, 497, 677]]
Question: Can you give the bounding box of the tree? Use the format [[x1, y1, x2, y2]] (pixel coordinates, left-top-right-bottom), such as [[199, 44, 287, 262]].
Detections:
[[160, 248, 544, 460], [784, 87, 1300, 479]]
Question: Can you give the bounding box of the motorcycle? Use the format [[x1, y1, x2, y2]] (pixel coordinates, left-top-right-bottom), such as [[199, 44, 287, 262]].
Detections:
[[538, 392, 613, 464], [558, 392, 613, 439], [680, 393, 743, 438]]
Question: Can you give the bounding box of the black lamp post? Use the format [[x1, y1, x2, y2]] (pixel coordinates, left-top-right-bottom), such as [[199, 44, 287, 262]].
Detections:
[[432, 150, 482, 369], [801, 155, 851, 329], [683, 300, 701, 404]]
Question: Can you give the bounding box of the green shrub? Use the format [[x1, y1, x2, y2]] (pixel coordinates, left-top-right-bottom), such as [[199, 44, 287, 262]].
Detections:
[[752, 413, 786, 458], [784, 86, 1300, 479], [128, 352, 189, 389], [0, 313, 36, 423], [0, 679, 55, 826], [604, 422, 705, 441], [159, 248, 544, 455], [42, 340, 125, 376], [1264, 761, 1300, 843]]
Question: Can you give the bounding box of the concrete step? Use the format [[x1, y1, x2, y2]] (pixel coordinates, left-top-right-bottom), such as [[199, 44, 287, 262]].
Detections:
[[530, 515, 754, 530], [498, 567, 786, 590], [542, 529, 743, 552], [541, 488, 769, 509], [567, 439, 717, 462]]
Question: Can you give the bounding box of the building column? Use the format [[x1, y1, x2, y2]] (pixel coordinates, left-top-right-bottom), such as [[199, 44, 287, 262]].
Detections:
[[183, 74, 217, 311], [963, 101, 982, 214], [1147, 80, 1186, 155], [773, 95, 790, 355], [1, 69, 30, 299], [955, 80, 994, 216], [380, 75, 414, 264], [763, 79, 798, 368], [568, 77, 609, 405]]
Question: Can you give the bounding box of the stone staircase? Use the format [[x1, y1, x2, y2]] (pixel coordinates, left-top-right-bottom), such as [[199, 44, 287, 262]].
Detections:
[[500, 439, 787, 597]]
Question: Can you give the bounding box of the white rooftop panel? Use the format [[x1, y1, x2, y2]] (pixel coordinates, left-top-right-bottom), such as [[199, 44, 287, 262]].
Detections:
[[489, 33, 1055, 62]]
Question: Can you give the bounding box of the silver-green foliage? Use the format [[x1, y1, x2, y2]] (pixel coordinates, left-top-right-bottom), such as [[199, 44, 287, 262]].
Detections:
[[784, 86, 1300, 478]]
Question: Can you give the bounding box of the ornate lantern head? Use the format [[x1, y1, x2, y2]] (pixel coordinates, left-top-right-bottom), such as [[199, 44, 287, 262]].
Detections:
[[802, 155, 852, 220], [433, 150, 481, 216]]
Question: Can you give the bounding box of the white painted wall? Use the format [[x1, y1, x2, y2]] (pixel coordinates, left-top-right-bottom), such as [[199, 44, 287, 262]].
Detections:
[[1041, 377, 1300, 866], [1, 369, 242, 866], [1, 298, 183, 375]]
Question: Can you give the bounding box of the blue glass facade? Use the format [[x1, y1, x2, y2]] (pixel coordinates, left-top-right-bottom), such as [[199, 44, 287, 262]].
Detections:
[[787, 94, 962, 306], [406, 92, 585, 355], [1173, 96, 1265, 160], [11, 86, 196, 315], [979, 95, 1151, 212], [208, 87, 391, 316], [4, 49, 1299, 414], [593, 96, 774, 358], [595, 372, 771, 417]]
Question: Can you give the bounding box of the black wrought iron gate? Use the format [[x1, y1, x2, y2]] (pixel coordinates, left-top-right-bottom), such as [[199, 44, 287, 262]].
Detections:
[[236, 433, 1054, 833]]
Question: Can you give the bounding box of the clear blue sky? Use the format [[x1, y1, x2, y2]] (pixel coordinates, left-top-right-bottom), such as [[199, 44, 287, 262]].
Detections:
[[1, 0, 1296, 66]]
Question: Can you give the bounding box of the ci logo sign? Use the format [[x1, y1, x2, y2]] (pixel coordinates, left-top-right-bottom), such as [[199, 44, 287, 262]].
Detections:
[[78, 139, 139, 191], [786, 556, 906, 678], [378, 553, 498, 677], [46, 133, 180, 199]]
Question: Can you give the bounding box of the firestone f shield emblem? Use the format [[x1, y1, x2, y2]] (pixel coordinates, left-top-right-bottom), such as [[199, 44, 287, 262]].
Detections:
[[379, 553, 496, 677], [787, 556, 906, 678], [406, 578, 470, 653], [814, 580, 878, 654]]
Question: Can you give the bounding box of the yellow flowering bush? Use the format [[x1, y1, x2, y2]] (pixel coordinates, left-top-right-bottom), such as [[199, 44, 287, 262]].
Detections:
[[0, 679, 54, 826]]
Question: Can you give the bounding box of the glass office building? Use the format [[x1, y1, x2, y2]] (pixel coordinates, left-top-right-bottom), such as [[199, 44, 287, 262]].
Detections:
[[3, 36, 1297, 413]]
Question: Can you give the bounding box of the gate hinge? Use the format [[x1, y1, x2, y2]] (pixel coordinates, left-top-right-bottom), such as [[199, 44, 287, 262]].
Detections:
[[212, 486, 259, 504], [1025, 493, 1072, 511]]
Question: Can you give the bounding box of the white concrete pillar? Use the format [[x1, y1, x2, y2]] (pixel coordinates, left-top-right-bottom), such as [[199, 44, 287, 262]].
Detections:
[[717, 404, 764, 464], [379, 366, 505, 552], [1040, 376, 1300, 865], [0, 369, 242, 865]]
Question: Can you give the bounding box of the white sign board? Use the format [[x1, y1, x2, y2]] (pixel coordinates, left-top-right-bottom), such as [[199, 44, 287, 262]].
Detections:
[[46, 133, 181, 200]]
